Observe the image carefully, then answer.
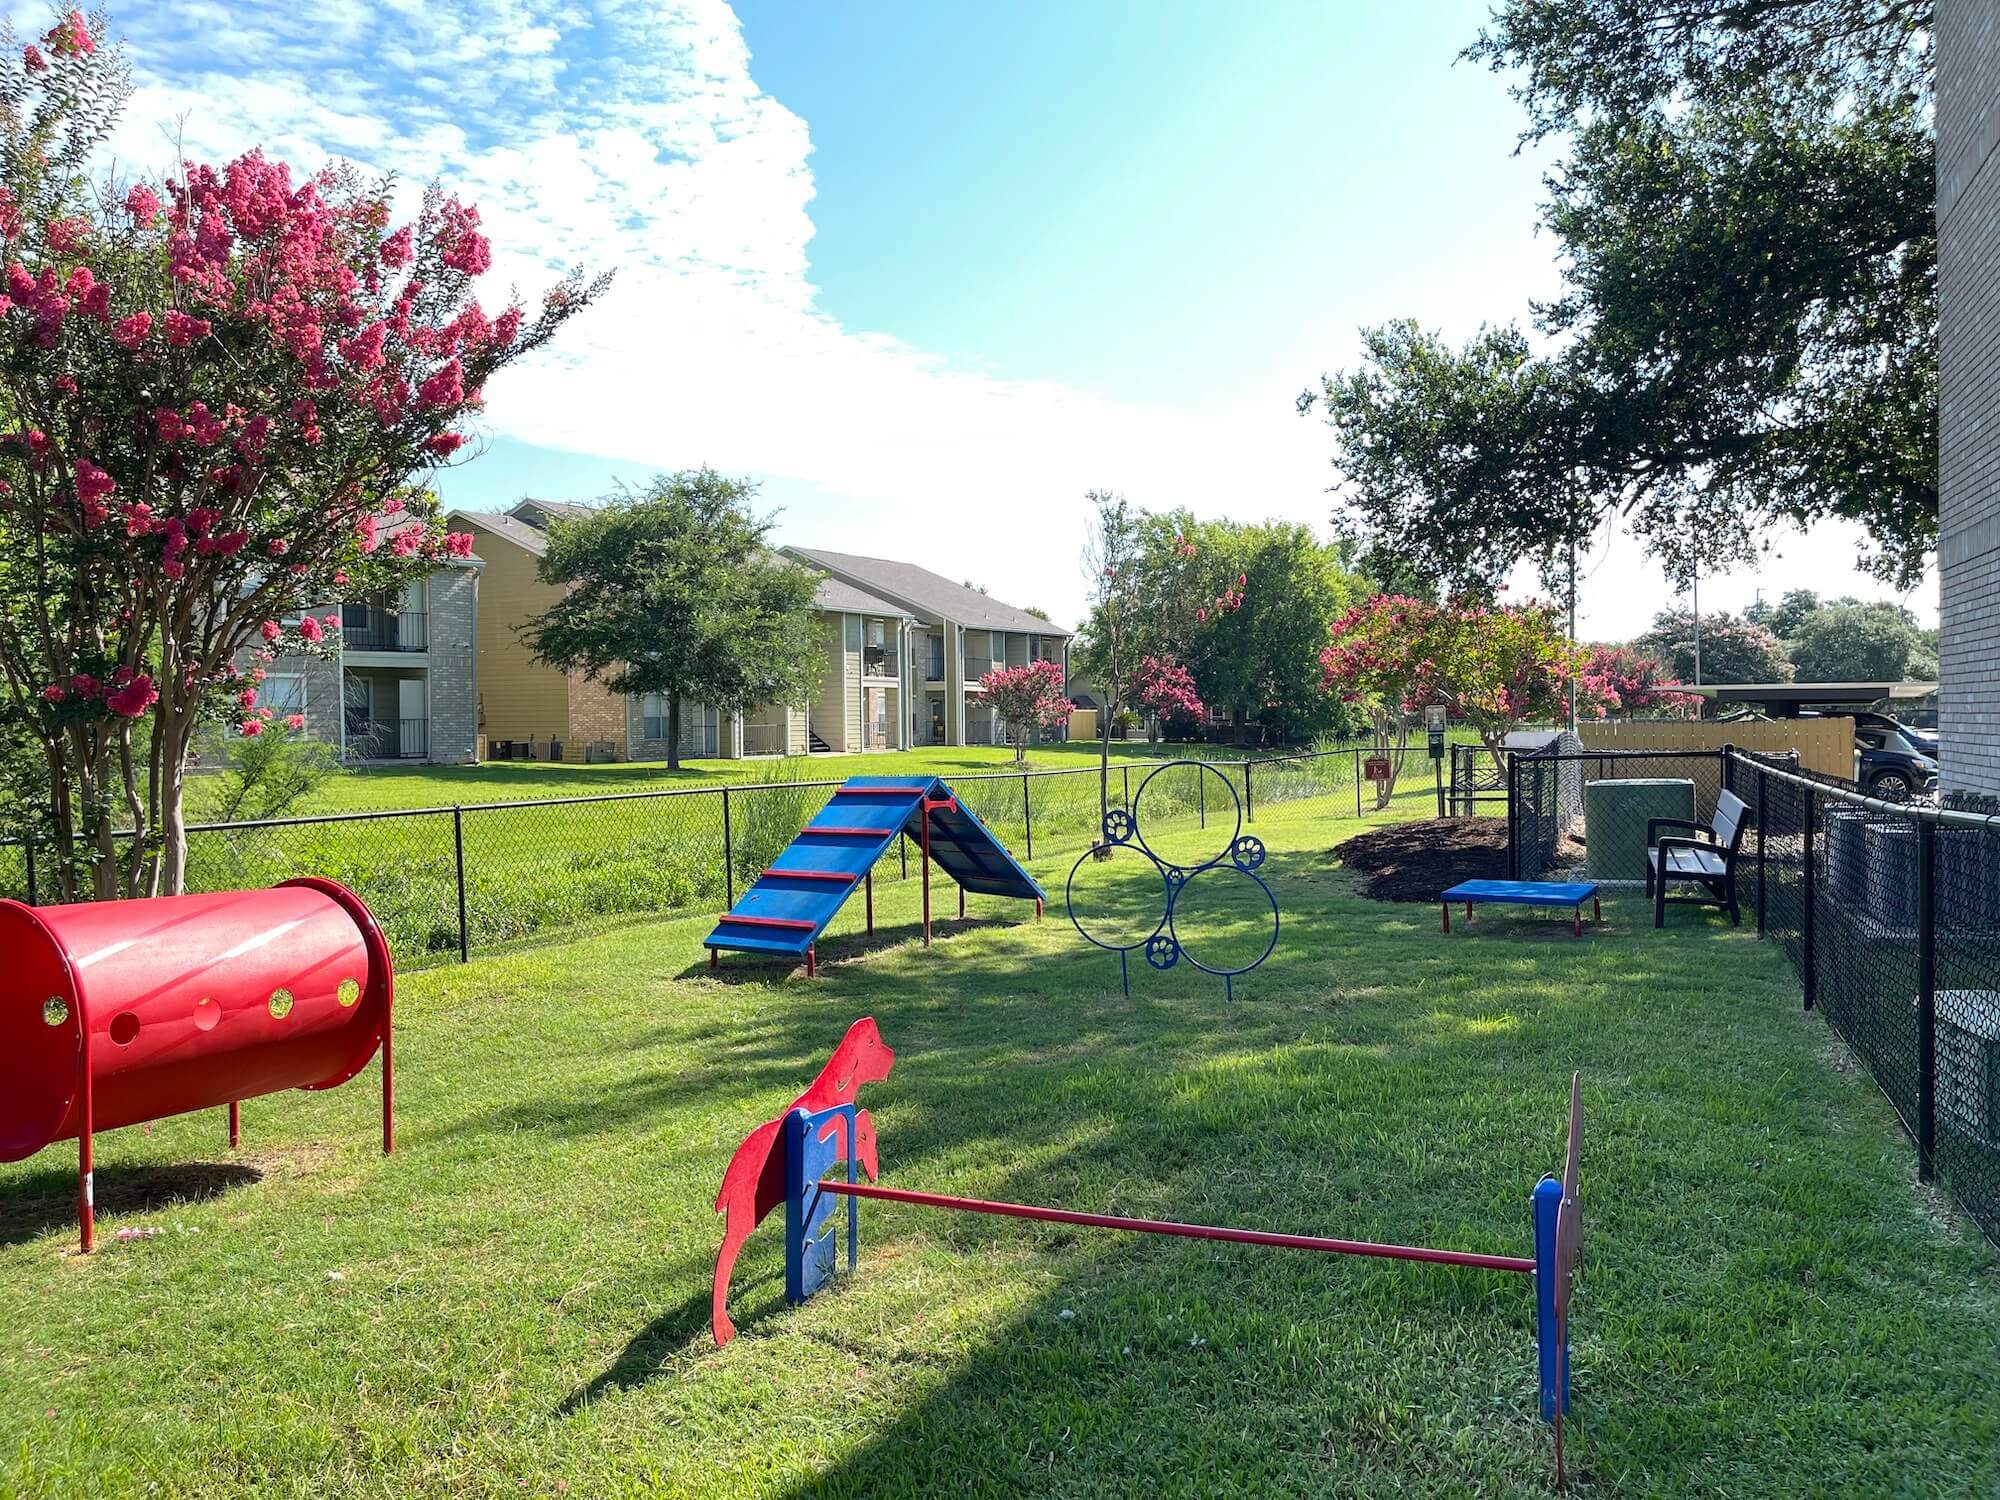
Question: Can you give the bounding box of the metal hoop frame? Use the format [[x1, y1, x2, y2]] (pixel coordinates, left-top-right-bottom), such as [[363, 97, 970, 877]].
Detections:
[[1065, 759, 1281, 1000]]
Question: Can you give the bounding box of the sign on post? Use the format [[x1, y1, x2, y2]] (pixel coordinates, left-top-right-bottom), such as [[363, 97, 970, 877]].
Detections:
[[1425, 705, 1447, 761], [1364, 755, 1392, 782]]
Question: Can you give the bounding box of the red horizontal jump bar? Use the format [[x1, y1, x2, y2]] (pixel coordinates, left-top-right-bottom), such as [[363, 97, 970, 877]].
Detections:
[[763, 867, 858, 883], [718, 914, 818, 931], [818, 1182, 1534, 1274], [804, 825, 891, 837]]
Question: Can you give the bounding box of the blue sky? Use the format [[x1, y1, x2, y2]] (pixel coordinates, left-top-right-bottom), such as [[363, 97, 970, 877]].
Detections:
[[108, 0, 1936, 636]]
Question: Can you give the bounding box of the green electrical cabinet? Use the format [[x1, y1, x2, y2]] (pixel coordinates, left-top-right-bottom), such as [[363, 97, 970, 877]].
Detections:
[[1583, 778, 1696, 883]]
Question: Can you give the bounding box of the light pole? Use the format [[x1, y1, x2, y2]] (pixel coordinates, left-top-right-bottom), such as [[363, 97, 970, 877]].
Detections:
[[1691, 556, 1702, 688]]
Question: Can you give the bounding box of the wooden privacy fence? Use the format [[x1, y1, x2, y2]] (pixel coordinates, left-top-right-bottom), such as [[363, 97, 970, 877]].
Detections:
[[1578, 718, 1853, 780]]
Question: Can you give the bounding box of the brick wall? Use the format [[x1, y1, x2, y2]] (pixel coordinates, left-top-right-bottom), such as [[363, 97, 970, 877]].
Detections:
[[1939, 0, 2000, 795], [426, 565, 479, 764]]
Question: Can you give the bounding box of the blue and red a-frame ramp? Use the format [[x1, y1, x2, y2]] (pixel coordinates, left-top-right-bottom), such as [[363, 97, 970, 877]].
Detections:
[[704, 776, 1045, 976]]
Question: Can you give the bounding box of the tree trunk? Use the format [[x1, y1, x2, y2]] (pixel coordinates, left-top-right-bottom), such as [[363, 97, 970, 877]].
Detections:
[[1096, 713, 1113, 854], [667, 697, 682, 772]]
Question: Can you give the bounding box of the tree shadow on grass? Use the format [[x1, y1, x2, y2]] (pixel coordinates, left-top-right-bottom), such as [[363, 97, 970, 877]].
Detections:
[[0, 1160, 262, 1246]]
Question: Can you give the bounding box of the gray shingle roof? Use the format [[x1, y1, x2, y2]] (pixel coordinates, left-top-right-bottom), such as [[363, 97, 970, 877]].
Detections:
[[784, 547, 1069, 636], [507, 497, 593, 529], [450, 509, 549, 557], [450, 512, 909, 618]]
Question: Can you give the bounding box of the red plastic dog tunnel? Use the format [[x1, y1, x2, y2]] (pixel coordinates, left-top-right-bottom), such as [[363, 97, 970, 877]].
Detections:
[[0, 878, 393, 1253]]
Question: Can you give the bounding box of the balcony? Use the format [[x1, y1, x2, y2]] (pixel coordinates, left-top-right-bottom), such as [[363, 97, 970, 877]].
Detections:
[[343, 610, 427, 652], [926, 653, 946, 682], [346, 716, 429, 760], [863, 644, 899, 678], [965, 655, 996, 683]]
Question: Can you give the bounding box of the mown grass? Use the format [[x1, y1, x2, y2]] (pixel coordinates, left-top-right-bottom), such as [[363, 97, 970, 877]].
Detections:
[[7, 799, 1992, 1497], [160, 749, 1422, 972], [215, 740, 1271, 815]]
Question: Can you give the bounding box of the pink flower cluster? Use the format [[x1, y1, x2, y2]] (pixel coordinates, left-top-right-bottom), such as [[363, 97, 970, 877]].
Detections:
[[1133, 656, 1203, 725], [978, 658, 1072, 731], [41, 665, 155, 719]]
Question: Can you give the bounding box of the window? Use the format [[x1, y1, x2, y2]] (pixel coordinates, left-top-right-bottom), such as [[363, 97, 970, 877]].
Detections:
[[264, 673, 306, 713], [640, 693, 668, 741]]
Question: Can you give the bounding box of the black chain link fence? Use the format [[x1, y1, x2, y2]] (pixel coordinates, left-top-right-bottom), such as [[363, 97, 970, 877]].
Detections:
[[0, 746, 1433, 971], [1506, 743, 2000, 1249], [1735, 753, 2000, 1250]]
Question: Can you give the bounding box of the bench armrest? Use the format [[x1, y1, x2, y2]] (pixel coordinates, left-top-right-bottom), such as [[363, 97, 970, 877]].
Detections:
[[1646, 817, 1710, 846]]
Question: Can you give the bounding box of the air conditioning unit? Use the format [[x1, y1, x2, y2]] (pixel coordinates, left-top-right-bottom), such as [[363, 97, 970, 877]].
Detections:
[[1937, 989, 2000, 1147]]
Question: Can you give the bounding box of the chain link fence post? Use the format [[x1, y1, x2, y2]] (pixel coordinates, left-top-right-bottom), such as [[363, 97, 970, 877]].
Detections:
[[1801, 787, 1817, 1011], [1755, 764, 1767, 935], [24, 833, 37, 906], [722, 786, 735, 906], [452, 805, 469, 964], [1506, 751, 1520, 880], [1915, 817, 1937, 1184], [1244, 759, 1254, 824], [1021, 772, 1032, 858]]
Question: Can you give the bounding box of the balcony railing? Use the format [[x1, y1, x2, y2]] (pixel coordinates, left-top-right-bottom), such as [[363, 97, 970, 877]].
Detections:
[[863, 645, 898, 678], [346, 716, 429, 760], [965, 655, 995, 682], [343, 611, 427, 652]]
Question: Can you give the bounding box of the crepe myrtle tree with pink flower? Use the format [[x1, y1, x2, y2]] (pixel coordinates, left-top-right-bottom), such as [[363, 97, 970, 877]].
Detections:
[[0, 12, 606, 899], [1576, 644, 1699, 720], [1319, 594, 1589, 809], [978, 657, 1071, 766]]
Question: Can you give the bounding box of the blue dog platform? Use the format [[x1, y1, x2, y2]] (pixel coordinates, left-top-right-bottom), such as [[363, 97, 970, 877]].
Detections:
[[1441, 880, 1601, 938]]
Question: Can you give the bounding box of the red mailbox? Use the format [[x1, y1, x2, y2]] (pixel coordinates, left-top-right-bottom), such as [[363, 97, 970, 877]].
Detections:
[[0, 877, 393, 1252]]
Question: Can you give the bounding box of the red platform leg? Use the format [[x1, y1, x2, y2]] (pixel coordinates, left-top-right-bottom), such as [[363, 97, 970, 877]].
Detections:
[[806, 946, 818, 979], [1034, 896, 1043, 921], [921, 810, 932, 947], [1573, 907, 1583, 938], [1465, 901, 1474, 919], [865, 871, 874, 934], [1593, 896, 1601, 923], [1441, 903, 1450, 934], [228, 1099, 240, 1148], [708, 948, 718, 971]]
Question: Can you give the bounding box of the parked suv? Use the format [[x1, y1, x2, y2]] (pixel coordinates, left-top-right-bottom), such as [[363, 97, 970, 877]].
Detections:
[[1851, 722, 1938, 799]]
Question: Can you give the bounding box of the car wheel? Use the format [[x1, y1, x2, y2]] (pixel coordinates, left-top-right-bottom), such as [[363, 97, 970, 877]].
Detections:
[[1868, 770, 1913, 802]]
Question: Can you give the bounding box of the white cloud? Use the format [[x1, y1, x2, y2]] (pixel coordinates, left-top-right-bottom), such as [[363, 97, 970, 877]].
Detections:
[[100, 0, 1932, 635]]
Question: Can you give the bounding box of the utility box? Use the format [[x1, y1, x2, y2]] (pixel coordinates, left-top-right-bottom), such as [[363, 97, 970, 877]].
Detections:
[[1583, 778, 1696, 883]]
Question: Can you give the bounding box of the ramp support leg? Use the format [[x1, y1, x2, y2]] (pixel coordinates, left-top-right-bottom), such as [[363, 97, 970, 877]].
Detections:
[[921, 808, 932, 947], [228, 1100, 240, 1148], [1034, 897, 1043, 921], [959, 885, 965, 920], [806, 946, 817, 979], [709, 949, 718, 971], [865, 871, 874, 935]]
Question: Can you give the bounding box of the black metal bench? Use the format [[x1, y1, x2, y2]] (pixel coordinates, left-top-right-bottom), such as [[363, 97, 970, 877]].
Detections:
[[1645, 789, 1751, 927]]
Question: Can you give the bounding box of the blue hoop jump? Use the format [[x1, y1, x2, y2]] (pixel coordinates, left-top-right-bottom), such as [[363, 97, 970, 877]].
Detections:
[[1065, 760, 1282, 1000]]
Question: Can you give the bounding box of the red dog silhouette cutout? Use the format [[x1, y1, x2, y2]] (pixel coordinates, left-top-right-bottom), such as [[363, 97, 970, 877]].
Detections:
[[712, 1016, 896, 1346]]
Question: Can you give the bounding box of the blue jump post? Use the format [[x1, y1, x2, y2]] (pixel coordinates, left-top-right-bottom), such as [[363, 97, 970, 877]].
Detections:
[[783, 1104, 858, 1306], [1532, 1173, 1570, 1424]]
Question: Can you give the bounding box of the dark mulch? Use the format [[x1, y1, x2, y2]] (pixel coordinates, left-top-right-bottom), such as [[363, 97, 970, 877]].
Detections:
[[1332, 817, 1584, 903]]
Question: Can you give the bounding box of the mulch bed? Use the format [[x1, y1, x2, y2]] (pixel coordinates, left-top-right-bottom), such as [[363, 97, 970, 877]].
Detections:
[[1332, 818, 1584, 903]]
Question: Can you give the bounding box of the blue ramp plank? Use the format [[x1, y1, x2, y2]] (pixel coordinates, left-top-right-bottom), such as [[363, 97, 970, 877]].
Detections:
[[704, 775, 1043, 959]]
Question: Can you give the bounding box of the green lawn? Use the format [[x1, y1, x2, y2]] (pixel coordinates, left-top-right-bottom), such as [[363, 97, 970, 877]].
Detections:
[[5, 800, 1995, 1497], [218, 740, 1269, 815]]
